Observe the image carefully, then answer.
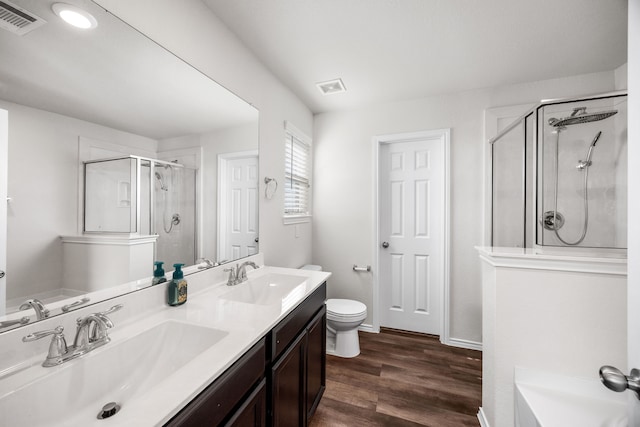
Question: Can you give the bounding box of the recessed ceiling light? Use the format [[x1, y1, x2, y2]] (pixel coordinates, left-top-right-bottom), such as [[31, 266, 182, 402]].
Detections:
[[316, 78, 347, 95], [52, 3, 97, 29]]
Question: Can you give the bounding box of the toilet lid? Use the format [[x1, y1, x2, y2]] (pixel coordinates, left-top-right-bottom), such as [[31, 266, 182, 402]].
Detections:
[[326, 299, 367, 317]]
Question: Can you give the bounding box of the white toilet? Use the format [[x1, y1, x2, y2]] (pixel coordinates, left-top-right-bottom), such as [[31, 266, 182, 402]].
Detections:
[[301, 265, 367, 358]]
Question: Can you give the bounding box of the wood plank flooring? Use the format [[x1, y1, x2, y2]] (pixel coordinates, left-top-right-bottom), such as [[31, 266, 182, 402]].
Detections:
[[309, 328, 482, 427]]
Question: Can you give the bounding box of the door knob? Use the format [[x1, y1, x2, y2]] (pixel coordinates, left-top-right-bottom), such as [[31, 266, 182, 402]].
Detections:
[[0, 270, 4, 278], [382, 242, 389, 248], [254, 237, 259, 243], [600, 365, 640, 399]]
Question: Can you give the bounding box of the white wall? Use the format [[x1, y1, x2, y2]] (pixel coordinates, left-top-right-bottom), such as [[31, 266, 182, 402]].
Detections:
[[1, 101, 156, 302], [96, 0, 315, 269], [313, 70, 618, 343], [627, 0, 640, 423], [479, 251, 626, 427]]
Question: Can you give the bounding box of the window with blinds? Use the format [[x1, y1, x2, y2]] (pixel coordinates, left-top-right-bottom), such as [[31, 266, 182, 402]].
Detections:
[[284, 122, 311, 221]]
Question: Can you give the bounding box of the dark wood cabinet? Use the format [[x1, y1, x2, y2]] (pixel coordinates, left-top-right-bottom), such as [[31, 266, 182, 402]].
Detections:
[[225, 379, 267, 427], [165, 282, 326, 427], [271, 331, 306, 427], [269, 284, 326, 427], [305, 307, 326, 420], [165, 338, 266, 427]]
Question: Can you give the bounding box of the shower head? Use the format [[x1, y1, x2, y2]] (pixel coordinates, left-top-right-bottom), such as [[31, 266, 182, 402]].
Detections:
[[591, 131, 602, 147], [548, 107, 618, 127], [155, 171, 168, 191]]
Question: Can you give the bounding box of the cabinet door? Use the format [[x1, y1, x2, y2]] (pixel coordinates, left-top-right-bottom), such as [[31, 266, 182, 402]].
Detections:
[[271, 331, 306, 427], [306, 306, 326, 420], [225, 379, 266, 427]]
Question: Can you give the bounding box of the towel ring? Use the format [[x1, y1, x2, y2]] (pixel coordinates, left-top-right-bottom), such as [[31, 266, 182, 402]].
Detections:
[[264, 177, 278, 199]]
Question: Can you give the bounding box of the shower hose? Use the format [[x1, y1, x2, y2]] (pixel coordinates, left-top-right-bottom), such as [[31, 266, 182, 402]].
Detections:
[[551, 130, 590, 246]]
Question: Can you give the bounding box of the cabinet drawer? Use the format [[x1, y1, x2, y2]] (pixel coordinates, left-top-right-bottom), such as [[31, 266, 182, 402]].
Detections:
[[166, 338, 266, 427], [271, 282, 326, 361]]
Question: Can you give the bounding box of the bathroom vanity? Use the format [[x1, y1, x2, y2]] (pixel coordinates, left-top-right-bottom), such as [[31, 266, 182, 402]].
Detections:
[[0, 254, 330, 426], [167, 282, 326, 426]]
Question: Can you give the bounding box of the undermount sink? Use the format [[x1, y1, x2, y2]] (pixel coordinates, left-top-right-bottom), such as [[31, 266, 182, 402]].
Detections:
[[0, 320, 228, 426], [220, 273, 308, 306]]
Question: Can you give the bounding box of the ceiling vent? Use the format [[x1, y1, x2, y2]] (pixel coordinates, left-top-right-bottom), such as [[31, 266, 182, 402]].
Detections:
[[316, 78, 347, 95], [0, 0, 45, 36]]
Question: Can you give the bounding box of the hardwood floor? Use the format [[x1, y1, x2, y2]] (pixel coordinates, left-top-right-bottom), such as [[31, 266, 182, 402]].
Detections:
[[309, 328, 482, 427]]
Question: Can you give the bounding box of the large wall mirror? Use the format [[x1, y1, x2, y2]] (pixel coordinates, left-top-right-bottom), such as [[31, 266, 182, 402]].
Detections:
[[0, 0, 259, 331]]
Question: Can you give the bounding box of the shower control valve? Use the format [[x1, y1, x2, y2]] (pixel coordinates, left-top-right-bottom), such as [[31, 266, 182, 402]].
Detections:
[[541, 211, 564, 231]]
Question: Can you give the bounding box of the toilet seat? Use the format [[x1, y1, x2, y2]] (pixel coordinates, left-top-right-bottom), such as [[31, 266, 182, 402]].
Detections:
[[326, 299, 367, 320]]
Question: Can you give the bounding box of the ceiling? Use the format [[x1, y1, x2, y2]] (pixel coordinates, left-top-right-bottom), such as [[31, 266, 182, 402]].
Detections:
[[203, 0, 628, 114]]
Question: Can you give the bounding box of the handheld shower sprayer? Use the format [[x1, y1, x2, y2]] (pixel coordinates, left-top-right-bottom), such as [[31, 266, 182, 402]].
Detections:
[[577, 131, 603, 171], [155, 171, 168, 191]]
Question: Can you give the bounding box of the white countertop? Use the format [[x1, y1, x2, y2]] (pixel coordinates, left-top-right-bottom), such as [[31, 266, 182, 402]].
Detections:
[[0, 259, 331, 427]]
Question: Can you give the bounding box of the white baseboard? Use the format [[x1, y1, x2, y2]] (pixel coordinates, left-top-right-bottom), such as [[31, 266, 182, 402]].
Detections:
[[358, 323, 377, 333], [477, 407, 490, 427], [442, 336, 483, 351]]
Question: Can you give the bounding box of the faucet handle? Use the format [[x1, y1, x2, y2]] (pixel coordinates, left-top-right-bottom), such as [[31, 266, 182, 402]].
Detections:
[[223, 266, 238, 286], [23, 326, 69, 365], [23, 325, 65, 342], [77, 304, 122, 325], [97, 304, 123, 317]]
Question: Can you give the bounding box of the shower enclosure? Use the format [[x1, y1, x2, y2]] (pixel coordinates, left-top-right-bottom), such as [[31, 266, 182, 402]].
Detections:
[[83, 155, 197, 266], [488, 91, 627, 254]]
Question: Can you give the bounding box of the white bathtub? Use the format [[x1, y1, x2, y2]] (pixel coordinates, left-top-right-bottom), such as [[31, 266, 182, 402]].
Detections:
[[515, 367, 627, 427]]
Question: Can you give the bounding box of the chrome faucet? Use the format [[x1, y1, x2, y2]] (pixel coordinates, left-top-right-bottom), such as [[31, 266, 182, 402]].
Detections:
[[20, 298, 50, 320], [22, 304, 122, 367], [73, 312, 113, 354], [224, 261, 260, 286], [237, 261, 259, 282]]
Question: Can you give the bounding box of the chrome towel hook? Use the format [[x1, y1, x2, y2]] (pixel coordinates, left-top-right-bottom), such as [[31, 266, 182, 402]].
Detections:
[[264, 177, 278, 199]]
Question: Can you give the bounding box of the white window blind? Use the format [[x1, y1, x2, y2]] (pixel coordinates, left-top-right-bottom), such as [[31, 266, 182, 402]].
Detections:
[[284, 122, 311, 219]]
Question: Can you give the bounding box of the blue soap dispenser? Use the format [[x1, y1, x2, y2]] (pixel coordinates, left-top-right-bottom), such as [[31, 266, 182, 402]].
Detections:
[[152, 261, 167, 286], [168, 263, 187, 306]]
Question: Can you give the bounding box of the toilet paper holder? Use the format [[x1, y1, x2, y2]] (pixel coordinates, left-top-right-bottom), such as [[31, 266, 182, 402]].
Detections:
[[352, 265, 371, 272]]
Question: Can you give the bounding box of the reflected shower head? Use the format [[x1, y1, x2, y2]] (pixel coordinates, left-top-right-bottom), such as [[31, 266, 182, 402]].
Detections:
[[155, 171, 168, 191], [548, 107, 618, 127]]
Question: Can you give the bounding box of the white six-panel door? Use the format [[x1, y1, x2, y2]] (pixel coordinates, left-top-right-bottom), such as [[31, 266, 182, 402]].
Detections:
[[218, 153, 258, 262], [378, 130, 447, 335]]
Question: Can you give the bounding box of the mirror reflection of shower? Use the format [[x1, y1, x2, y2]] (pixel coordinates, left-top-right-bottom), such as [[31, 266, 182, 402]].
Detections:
[[154, 164, 181, 234], [543, 106, 618, 246], [83, 155, 197, 269], [152, 160, 197, 267]]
